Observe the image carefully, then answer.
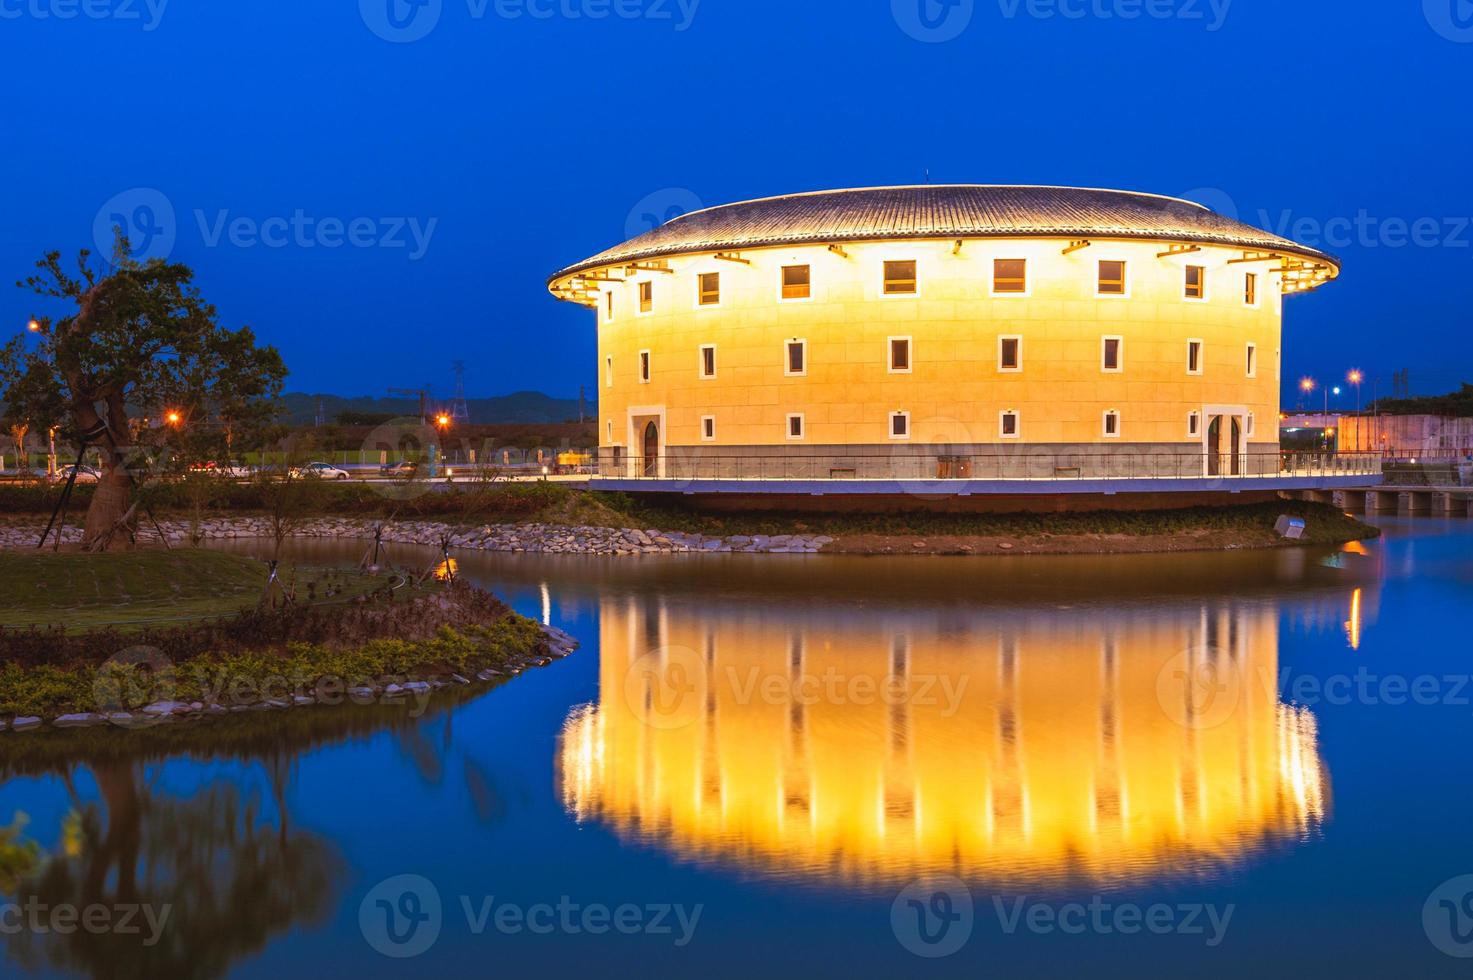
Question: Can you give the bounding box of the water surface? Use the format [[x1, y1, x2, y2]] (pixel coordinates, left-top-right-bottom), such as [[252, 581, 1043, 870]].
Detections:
[[2, 520, 1471, 977]]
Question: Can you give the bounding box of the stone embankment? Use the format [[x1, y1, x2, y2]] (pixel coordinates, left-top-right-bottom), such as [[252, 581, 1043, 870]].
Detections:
[[0, 518, 834, 556], [0, 625, 579, 734]]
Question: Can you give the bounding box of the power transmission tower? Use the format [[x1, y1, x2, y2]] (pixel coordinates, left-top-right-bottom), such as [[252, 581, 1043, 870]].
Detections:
[[451, 361, 471, 423], [578, 385, 586, 423], [314, 398, 325, 427]]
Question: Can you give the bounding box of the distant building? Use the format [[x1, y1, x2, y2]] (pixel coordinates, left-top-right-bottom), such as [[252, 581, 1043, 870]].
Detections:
[[1335, 414, 1473, 460], [549, 185, 1368, 502]]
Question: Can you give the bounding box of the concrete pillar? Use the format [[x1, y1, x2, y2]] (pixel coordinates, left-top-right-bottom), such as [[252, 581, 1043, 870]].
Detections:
[[1366, 490, 1399, 514], [1433, 492, 1459, 516], [1399, 491, 1432, 515], [1335, 489, 1368, 512]]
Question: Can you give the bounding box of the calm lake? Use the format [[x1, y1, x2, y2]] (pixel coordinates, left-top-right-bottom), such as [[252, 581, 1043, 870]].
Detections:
[[3, 518, 1472, 977]]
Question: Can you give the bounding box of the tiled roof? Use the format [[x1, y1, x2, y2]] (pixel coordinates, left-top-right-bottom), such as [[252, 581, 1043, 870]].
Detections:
[[549, 185, 1339, 286]]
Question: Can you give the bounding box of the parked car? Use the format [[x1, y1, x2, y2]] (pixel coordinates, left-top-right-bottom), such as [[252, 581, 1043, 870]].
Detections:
[[50, 464, 101, 484], [291, 462, 351, 481], [380, 460, 420, 478]]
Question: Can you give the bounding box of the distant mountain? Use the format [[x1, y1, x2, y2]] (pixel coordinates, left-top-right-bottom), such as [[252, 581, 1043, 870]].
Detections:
[[278, 391, 586, 426]]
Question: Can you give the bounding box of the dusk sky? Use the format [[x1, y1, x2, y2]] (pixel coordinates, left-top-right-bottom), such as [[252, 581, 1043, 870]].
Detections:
[[4, 0, 1470, 408]]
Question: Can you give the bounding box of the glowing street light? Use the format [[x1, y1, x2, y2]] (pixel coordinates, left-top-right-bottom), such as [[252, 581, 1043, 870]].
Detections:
[[1347, 369, 1365, 452], [165, 410, 182, 426], [26, 319, 41, 333], [435, 413, 451, 429]]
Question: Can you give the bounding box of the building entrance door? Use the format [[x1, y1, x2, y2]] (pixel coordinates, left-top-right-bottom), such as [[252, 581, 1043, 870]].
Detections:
[[642, 421, 659, 477]]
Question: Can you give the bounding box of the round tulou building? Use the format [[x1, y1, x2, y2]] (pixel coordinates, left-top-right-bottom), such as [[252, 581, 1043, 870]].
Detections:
[[548, 185, 1370, 507]]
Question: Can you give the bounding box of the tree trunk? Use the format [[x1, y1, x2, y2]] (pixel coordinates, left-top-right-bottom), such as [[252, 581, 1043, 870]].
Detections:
[[82, 466, 133, 550]]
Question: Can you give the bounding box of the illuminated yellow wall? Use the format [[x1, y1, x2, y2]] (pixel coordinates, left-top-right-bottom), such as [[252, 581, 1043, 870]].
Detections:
[[581, 239, 1286, 455], [559, 598, 1328, 888]]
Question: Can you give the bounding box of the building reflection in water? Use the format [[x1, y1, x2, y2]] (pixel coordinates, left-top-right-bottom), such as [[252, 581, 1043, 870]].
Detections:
[[560, 594, 1332, 890]]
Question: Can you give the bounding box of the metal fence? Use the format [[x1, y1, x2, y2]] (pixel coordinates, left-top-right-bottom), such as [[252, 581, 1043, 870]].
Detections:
[[596, 450, 1385, 482]]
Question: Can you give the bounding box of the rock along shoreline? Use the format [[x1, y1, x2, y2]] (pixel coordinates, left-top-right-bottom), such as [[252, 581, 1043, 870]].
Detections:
[[0, 624, 579, 736], [0, 517, 834, 556]]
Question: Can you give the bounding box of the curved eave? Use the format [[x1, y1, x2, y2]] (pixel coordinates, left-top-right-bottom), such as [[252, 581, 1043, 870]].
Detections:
[[548, 232, 1340, 307]]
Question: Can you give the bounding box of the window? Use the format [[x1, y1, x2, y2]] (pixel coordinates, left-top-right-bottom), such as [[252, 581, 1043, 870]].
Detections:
[[1184, 264, 1206, 299], [1244, 272, 1258, 306], [639, 280, 653, 313], [785, 339, 807, 376], [699, 344, 716, 379], [1101, 336, 1122, 372], [701, 416, 716, 441], [698, 272, 720, 306], [607, 419, 613, 442], [1188, 411, 1201, 437], [786, 414, 805, 440], [993, 258, 1027, 294], [639, 350, 651, 383], [883, 260, 917, 295], [1000, 410, 1020, 439], [888, 336, 912, 373], [605, 355, 613, 388], [1245, 343, 1257, 378], [1098, 260, 1127, 295], [1246, 412, 1256, 437], [999, 335, 1021, 372], [605, 291, 614, 320], [889, 411, 910, 440], [781, 264, 811, 300], [1187, 339, 1203, 375], [1103, 410, 1120, 438]]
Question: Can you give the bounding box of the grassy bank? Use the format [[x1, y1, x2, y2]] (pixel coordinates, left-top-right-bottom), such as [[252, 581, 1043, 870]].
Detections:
[[0, 549, 554, 720]]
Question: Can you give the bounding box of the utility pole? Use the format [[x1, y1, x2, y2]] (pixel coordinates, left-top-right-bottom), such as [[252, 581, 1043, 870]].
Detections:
[[578, 384, 586, 424]]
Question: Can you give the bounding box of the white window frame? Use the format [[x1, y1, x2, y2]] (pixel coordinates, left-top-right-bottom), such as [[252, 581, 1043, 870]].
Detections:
[[991, 258, 1030, 297], [605, 355, 613, 388], [1096, 258, 1130, 298], [701, 415, 716, 442], [785, 413, 805, 441], [1102, 410, 1121, 439], [1245, 342, 1258, 379], [698, 344, 717, 380], [784, 339, 808, 377], [1186, 339, 1204, 376], [1101, 335, 1124, 373], [889, 411, 911, 441], [1244, 272, 1260, 308], [1246, 412, 1256, 438], [1184, 264, 1208, 302], [881, 258, 920, 298], [998, 334, 1023, 373], [607, 419, 614, 442], [636, 279, 654, 316], [638, 349, 651, 384], [888, 335, 913, 374], [999, 410, 1020, 440], [779, 263, 813, 303], [696, 270, 721, 309], [1188, 411, 1201, 438], [605, 290, 615, 322]]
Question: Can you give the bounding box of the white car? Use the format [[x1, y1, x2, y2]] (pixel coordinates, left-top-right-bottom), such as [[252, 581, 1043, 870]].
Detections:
[[292, 462, 351, 481]]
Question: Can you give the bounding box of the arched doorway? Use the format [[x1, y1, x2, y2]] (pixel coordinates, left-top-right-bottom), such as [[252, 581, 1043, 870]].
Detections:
[[642, 421, 659, 477], [1207, 416, 1223, 476], [1229, 417, 1243, 475]]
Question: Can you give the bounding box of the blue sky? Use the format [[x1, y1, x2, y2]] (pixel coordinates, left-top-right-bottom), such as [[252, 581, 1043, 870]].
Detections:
[[3, 0, 1470, 408]]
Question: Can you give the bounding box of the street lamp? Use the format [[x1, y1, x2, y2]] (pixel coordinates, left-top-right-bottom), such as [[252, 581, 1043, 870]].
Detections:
[[26, 319, 41, 333], [165, 410, 182, 426], [1347, 370, 1364, 452]]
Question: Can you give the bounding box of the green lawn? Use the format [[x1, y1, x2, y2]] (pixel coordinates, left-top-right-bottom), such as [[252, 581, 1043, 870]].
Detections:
[[0, 548, 375, 631]]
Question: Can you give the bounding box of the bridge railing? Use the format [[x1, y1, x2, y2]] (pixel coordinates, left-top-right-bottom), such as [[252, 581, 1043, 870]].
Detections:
[[595, 450, 1384, 482]]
